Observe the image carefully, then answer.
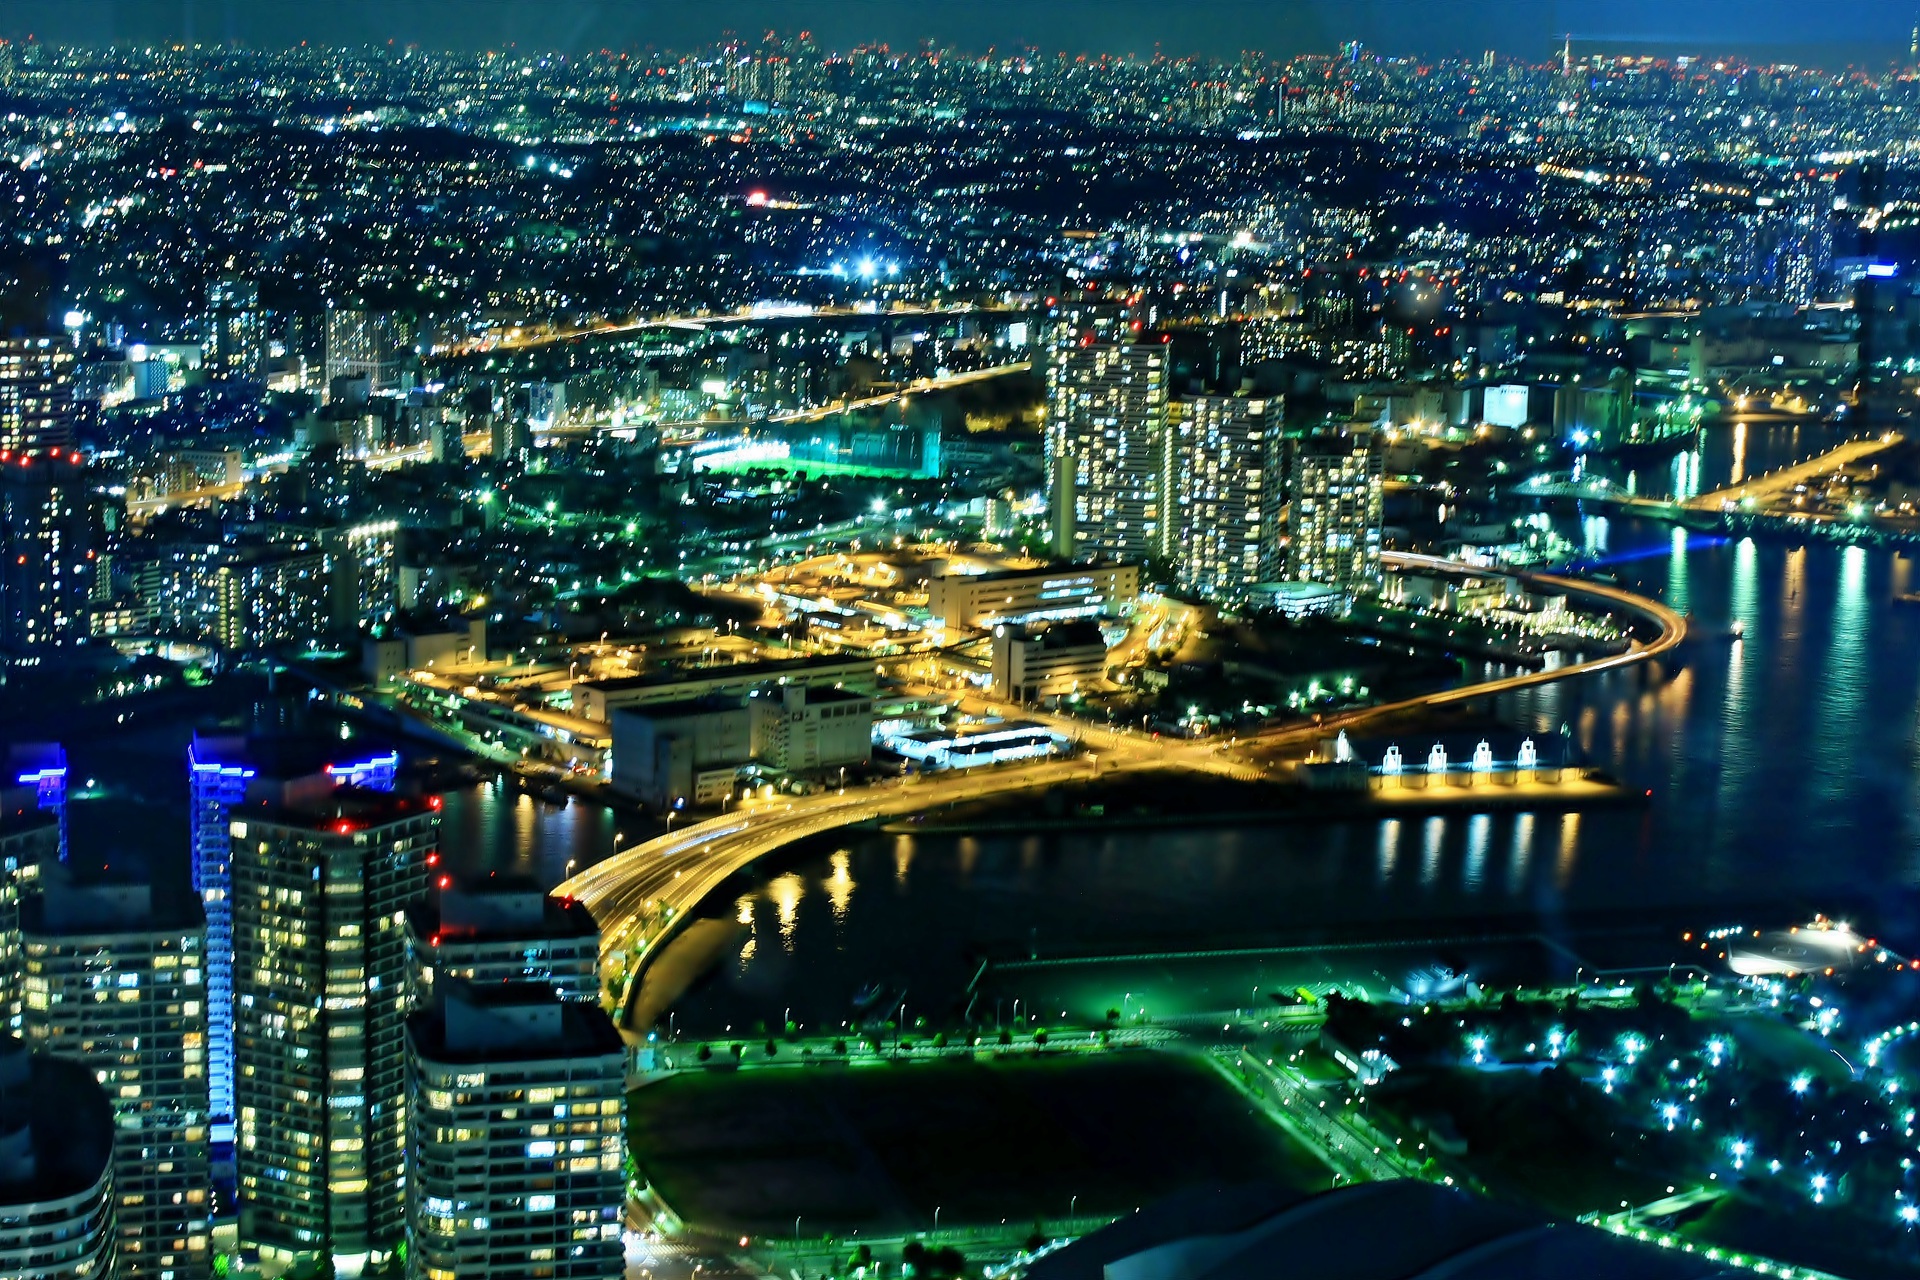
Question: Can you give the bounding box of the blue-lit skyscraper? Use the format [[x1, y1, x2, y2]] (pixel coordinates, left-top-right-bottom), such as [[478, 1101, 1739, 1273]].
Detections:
[[189, 733, 253, 1144], [189, 733, 399, 1146], [9, 741, 67, 864]]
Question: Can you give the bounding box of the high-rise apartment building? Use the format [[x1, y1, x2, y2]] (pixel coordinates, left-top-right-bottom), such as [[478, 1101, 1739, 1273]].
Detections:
[[323, 307, 410, 402], [203, 279, 266, 383], [405, 881, 601, 1009], [232, 788, 436, 1270], [406, 982, 626, 1280], [1287, 427, 1384, 596], [210, 547, 337, 653], [0, 746, 66, 1032], [1046, 341, 1170, 562], [0, 449, 97, 659], [0, 1035, 118, 1280], [21, 880, 211, 1280], [0, 336, 77, 450], [1172, 393, 1285, 599]]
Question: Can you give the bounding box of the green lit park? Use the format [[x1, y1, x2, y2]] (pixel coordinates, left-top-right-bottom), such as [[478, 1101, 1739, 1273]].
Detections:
[[626, 1052, 1332, 1238]]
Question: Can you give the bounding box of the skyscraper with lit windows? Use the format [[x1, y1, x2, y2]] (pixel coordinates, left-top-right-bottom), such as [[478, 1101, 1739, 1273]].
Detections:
[[190, 734, 402, 1151], [323, 306, 410, 402], [1046, 339, 1170, 562], [0, 449, 96, 660], [204, 278, 266, 384], [21, 879, 211, 1280], [406, 981, 626, 1280], [1287, 426, 1384, 596], [0, 337, 76, 450], [1172, 393, 1285, 599], [232, 789, 436, 1271]]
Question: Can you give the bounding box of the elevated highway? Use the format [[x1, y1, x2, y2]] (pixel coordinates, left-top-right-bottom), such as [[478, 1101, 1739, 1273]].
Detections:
[[1518, 432, 1902, 528], [434, 303, 1017, 361]]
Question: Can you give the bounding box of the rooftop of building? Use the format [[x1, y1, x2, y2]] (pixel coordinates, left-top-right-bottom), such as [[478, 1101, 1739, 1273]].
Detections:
[[581, 651, 875, 694], [0, 447, 87, 475], [243, 785, 440, 833], [22, 867, 204, 936], [997, 618, 1107, 648], [936, 559, 1136, 585], [367, 611, 481, 642], [895, 718, 1062, 747], [407, 983, 625, 1064], [752, 683, 872, 706], [406, 878, 598, 944], [1027, 1180, 1732, 1280], [0, 804, 58, 842], [608, 693, 750, 722], [190, 729, 402, 783], [0, 1039, 115, 1207]]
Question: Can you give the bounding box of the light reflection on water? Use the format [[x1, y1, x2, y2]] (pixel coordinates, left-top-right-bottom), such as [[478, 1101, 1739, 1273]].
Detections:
[[827, 850, 855, 922]]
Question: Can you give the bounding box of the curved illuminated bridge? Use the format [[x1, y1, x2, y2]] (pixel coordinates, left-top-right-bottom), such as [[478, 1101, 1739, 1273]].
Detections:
[[559, 553, 1687, 1034]]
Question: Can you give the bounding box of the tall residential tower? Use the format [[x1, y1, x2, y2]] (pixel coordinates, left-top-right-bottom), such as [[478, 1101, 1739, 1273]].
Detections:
[[1287, 427, 1384, 596], [21, 879, 211, 1280], [232, 788, 436, 1270]]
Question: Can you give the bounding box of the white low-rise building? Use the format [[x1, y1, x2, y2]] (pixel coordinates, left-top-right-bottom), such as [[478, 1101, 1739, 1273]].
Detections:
[[928, 561, 1140, 631], [883, 719, 1068, 770], [990, 620, 1109, 702]]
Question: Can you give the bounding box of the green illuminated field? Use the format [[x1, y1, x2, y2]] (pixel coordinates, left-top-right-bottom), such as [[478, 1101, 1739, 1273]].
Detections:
[[628, 1051, 1329, 1235]]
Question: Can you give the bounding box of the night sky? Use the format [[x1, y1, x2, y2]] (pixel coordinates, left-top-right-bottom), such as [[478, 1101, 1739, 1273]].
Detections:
[[0, 1, 1913, 63]]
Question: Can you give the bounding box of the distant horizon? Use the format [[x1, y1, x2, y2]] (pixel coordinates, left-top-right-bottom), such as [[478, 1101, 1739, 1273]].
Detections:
[[0, 1, 1915, 70]]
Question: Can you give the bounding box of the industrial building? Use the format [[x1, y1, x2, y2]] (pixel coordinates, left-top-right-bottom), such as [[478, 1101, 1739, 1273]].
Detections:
[[927, 561, 1140, 631], [609, 684, 874, 809], [574, 652, 878, 722], [363, 616, 489, 684]]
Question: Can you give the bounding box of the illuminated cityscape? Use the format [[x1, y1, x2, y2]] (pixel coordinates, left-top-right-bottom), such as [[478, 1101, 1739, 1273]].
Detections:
[[4, 4, 1920, 1279]]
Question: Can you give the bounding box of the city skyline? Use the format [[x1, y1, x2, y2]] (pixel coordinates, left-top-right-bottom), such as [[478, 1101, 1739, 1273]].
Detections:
[[2, 0, 1919, 65], [4, 7, 1920, 1279]]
